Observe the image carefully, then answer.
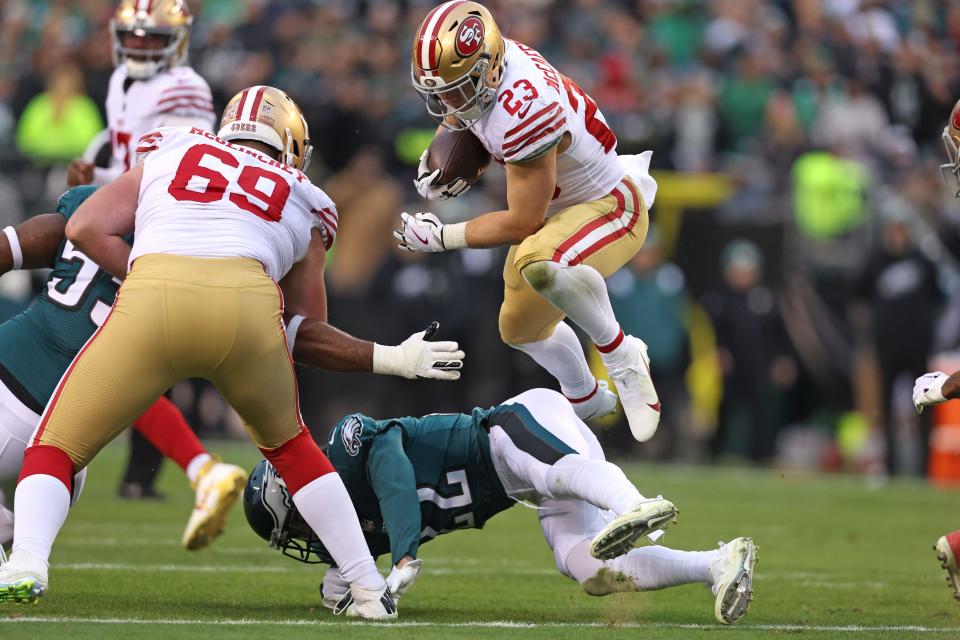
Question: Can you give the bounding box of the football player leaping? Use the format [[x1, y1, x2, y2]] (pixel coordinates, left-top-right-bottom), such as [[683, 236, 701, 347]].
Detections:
[[914, 98, 960, 602], [396, 1, 662, 441], [68, 0, 215, 188], [0, 86, 467, 619], [244, 388, 757, 624], [0, 187, 462, 556]]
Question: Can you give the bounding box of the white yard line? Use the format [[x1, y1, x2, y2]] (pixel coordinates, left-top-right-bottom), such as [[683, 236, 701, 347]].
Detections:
[[0, 617, 957, 633]]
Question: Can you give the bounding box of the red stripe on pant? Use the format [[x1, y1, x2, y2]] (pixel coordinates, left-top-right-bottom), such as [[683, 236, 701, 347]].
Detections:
[[132, 396, 206, 472], [19, 445, 75, 493], [259, 428, 334, 495], [552, 187, 627, 263]]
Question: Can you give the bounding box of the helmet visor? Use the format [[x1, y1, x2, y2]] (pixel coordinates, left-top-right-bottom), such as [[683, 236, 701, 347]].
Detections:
[[413, 57, 492, 131]]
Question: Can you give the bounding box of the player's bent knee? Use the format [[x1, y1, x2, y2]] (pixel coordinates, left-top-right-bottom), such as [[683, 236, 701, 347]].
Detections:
[[520, 260, 558, 293]]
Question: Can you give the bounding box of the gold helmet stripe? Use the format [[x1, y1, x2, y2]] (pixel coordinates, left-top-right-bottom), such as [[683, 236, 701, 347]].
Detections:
[[415, 0, 468, 76]]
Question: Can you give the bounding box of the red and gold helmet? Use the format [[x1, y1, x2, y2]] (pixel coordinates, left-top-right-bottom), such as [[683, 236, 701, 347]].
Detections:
[[942, 99, 960, 198], [218, 86, 313, 172], [411, 1, 505, 131], [111, 0, 192, 79]]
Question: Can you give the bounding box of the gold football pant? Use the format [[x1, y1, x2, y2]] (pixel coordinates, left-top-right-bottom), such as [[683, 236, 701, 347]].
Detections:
[[499, 177, 649, 345], [31, 254, 304, 469]]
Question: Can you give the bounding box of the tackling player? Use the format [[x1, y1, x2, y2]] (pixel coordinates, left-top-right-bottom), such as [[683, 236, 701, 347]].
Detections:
[[914, 98, 960, 601], [396, 1, 662, 442], [244, 388, 757, 624], [0, 86, 453, 619], [0, 188, 463, 555]]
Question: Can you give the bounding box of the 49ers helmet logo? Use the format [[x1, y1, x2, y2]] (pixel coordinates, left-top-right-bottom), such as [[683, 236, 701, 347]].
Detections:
[[455, 16, 485, 58], [954, 109, 960, 130]]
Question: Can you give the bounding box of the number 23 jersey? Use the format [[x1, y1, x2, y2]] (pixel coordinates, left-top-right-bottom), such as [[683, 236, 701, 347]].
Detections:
[[469, 39, 625, 215], [131, 127, 338, 281]]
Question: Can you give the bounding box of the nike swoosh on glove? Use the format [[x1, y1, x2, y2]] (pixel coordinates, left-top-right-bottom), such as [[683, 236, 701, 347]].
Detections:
[[395, 211, 446, 253], [414, 149, 470, 200]]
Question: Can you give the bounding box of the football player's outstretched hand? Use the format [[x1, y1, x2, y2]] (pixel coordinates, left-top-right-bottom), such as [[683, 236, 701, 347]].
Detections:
[[67, 159, 94, 187], [395, 211, 447, 253], [386, 558, 422, 600], [373, 323, 464, 380], [914, 372, 948, 413], [415, 149, 470, 200]]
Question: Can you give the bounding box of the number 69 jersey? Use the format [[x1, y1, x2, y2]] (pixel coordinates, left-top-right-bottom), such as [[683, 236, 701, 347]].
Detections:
[[130, 127, 338, 282], [469, 39, 625, 215]]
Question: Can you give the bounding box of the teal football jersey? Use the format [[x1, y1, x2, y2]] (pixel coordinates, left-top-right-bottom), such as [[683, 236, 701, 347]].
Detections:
[[0, 186, 123, 413], [322, 408, 514, 565]]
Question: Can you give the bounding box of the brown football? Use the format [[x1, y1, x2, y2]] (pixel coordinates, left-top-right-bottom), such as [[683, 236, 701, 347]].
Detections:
[[427, 128, 491, 185]]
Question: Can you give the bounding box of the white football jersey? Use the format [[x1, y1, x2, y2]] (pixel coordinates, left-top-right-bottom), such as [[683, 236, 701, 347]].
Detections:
[[470, 40, 625, 214], [95, 64, 216, 185], [130, 127, 338, 282]]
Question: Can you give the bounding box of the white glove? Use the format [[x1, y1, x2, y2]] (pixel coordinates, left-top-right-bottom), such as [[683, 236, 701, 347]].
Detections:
[[321, 567, 351, 610], [373, 322, 464, 380], [386, 559, 422, 600], [913, 372, 949, 413], [395, 211, 446, 253], [414, 149, 470, 200]]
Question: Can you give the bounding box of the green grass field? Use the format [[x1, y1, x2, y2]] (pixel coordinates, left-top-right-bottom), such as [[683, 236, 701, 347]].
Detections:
[[3, 440, 960, 639]]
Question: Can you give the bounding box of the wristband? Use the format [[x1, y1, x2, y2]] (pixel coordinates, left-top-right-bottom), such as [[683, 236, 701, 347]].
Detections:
[[441, 222, 468, 250], [3, 226, 22, 270], [372, 342, 401, 376], [285, 314, 305, 354]]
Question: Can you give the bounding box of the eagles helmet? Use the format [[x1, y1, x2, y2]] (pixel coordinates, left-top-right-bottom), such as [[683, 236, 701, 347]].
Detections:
[[941, 99, 960, 198], [243, 459, 329, 564], [411, 1, 506, 131], [111, 0, 193, 80]]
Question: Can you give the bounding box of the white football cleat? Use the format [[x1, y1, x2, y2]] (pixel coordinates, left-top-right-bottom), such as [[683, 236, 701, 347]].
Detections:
[[334, 584, 398, 620], [710, 537, 757, 624], [606, 336, 661, 442], [934, 531, 960, 600], [569, 380, 619, 421], [182, 460, 247, 551], [0, 549, 48, 604], [589, 497, 678, 560]]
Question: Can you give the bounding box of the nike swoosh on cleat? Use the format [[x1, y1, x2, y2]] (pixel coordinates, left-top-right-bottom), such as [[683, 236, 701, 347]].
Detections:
[[648, 402, 661, 412]]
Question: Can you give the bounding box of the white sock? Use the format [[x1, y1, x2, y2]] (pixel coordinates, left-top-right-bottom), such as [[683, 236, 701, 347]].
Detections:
[[544, 455, 644, 513], [11, 474, 70, 564], [291, 473, 384, 590], [511, 322, 597, 399], [0, 504, 13, 546], [186, 453, 213, 485], [523, 262, 622, 348], [566, 539, 717, 591]]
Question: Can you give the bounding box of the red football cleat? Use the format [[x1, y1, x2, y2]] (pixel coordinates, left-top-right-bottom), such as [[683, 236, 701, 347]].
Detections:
[[934, 531, 960, 601]]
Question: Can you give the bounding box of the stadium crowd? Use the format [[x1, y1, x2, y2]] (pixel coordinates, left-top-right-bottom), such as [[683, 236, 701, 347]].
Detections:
[[1, 0, 959, 475]]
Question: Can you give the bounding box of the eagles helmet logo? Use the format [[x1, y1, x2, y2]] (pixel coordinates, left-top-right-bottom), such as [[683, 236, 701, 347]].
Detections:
[[455, 16, 485, 58], [340, 415, 364, 457]]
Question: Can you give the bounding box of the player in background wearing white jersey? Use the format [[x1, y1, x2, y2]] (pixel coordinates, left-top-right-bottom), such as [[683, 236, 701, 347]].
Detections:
[[913, 98, 960, 602], [68, 0, 215, 188], [397, 2, 663, 453], [0, 87, 398, 619], [66, 0, 218, 500]]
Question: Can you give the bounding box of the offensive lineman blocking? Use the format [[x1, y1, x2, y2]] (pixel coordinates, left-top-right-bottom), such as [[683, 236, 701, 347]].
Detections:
[[0, 87, 397, 619], [397, 1, 662, 441]]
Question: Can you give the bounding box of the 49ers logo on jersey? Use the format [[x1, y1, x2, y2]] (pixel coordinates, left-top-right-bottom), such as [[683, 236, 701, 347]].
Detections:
[[455, 16, 484, 58]]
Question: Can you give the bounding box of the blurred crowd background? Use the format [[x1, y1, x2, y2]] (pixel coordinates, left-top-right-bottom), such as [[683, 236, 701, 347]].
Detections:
[[2, 0, 960, 478]]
